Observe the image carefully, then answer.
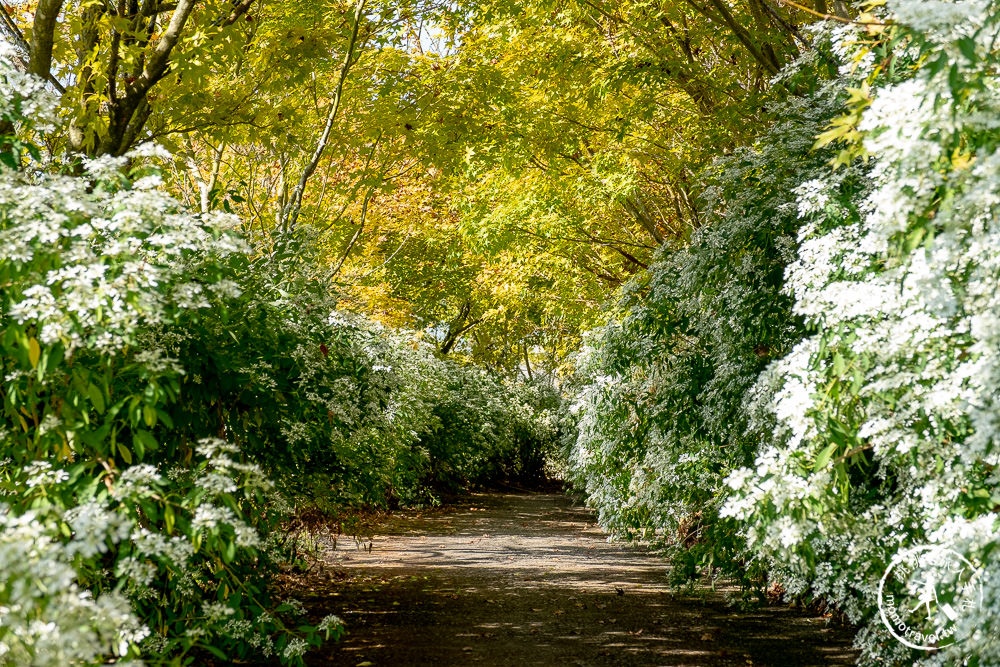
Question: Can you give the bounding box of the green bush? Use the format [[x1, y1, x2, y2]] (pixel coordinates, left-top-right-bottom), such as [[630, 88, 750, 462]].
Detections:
[[0, 59, 556, 665], [562, 39, 870, 590], [566, 7, 1000, 664]]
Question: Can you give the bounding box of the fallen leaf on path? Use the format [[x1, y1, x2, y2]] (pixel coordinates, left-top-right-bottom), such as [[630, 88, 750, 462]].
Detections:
[[700, 633, 713, 641]]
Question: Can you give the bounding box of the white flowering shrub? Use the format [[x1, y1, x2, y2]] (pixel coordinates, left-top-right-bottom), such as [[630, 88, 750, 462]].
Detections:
[[567, 4, 1000, 662], [1, 49, 557, 665], [0, 503, 146, 665], [722, 2, 1000, 664], [562, 63, 870, 591], [150, 228, 559, 510], [0, 42, 58, 170], [0, 64, 341, 664]]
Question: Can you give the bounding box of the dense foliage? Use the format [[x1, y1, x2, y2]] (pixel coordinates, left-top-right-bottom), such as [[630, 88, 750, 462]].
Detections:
[[728, 4, 1000, 663], [1, 0, 832, 372], [0, 56, 556, 664], [565, 67, 868, 587], [565, 3, 1000, 665], [6, 0, 1000, 665]]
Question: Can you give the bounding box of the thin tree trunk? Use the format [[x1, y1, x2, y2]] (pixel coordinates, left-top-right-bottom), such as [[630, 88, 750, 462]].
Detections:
[[440, 301, 483, 356], [331, 187, 375, 277], [686, 0, 781, 75], [27, 0, 65, 82], [183, 137, 228, 213], [624, 194, 665, 244], [275, 154, 288, 227], [100, 0, 197, 155], [280, 0, 367, 232], [206, 142, 226, 207]]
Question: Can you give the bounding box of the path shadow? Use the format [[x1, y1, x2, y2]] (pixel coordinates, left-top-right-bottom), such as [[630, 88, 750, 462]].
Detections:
[[285, 492, 859, 666]]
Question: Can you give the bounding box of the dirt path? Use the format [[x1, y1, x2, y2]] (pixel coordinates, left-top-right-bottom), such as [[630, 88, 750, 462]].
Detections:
[[289, 492, 858, 666]]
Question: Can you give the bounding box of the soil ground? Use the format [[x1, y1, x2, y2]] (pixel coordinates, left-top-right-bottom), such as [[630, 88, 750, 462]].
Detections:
[[285, 491, 859, 666]]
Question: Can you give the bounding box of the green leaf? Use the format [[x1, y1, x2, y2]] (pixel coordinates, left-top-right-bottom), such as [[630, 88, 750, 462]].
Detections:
[[0, 147, 18, 169], [27, 337, 40, 369], [948, 64, 963, 98], [143, 404, 157, 428], [155, 409, 174, 428], [904, 226, 926, 253], [832, 352, 846, 376], [957, 36, 977, 63], [814, 443, 837, 470], [164, 503, 175, 534], [133, 429, 158, 459], [88, 383, 106, 414], [223, 539, 236, 563]]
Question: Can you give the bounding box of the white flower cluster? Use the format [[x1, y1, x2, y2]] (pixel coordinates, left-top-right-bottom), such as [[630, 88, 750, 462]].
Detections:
[[723, 2, 1000, 662], [0, 149, 246, 356], [0, 42, 59, 133], [562, 76, 861, 550], [0, 506, 148, 665]]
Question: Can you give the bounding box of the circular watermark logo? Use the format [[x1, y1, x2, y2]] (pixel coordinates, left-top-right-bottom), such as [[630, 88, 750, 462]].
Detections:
[[878, 544, 983, 650]]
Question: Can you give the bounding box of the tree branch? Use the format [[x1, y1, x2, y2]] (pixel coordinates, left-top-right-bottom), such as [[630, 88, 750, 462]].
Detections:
[[135, 0, 195, 92], [217, 0, 256, 27], [280, 0, 367, 232], [0, 3, 30, 60], [681, 0, 779, 75], [623, 194, 665, 244], [330, 174, 384, 278], [772, 0, 869, 24], [27, 0, 64, 81], [760, 0, 812, 51]]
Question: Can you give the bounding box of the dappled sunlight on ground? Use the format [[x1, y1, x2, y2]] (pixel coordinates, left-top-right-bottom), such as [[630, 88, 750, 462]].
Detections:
[[285, 493, 858, 666]]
